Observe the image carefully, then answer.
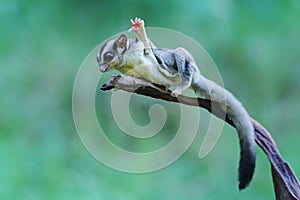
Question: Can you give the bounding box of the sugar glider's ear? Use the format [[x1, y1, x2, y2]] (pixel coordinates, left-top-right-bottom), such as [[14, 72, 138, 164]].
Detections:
[[113, 34, 128, 55]]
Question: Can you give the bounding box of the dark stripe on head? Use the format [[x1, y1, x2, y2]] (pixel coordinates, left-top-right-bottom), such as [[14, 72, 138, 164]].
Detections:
[[98, 41, 108, 62]]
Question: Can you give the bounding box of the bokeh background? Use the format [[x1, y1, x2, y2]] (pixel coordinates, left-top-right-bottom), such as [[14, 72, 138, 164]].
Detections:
[[1, 0, 300, 199]]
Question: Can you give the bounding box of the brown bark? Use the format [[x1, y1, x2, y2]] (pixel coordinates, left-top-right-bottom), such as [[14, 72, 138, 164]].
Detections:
[[101, 74, 300, 199]]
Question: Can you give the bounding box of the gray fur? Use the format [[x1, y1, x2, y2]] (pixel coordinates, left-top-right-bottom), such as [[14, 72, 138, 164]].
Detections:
[[97, 28, 256, 189]]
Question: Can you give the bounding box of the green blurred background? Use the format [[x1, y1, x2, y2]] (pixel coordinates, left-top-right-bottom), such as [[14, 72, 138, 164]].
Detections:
[[1, 0, 300, 199]]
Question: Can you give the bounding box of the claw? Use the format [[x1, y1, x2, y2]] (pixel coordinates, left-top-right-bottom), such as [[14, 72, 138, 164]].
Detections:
[[129, 17, 145, 34], [129, 17, 144, 29]]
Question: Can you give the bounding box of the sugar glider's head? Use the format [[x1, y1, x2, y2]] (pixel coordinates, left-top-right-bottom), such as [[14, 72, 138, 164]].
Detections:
[[97, 34, 129, 72]]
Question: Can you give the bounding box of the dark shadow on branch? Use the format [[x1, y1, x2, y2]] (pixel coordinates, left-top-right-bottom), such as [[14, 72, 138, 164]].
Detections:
[[101, 74, 300, 200]]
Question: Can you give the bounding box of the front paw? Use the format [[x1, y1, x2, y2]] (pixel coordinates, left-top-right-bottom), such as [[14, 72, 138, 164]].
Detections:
[[129, 17, 144, 32]]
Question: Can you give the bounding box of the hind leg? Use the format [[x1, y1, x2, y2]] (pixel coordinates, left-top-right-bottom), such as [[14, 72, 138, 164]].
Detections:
[[171, 48, 195, 97], [171, 79, 192, 97]]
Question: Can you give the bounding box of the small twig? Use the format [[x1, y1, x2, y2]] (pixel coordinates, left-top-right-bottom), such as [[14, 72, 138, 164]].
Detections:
[[101, 74, 300, 200]]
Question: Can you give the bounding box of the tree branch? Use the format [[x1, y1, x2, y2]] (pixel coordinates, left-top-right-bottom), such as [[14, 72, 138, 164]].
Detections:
[[101, 74, 300, 199]]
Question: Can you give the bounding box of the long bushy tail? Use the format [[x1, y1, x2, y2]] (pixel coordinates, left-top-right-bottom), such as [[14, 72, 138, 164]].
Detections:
[[192, 76, 256, 190], [233, 108, 256, 190]]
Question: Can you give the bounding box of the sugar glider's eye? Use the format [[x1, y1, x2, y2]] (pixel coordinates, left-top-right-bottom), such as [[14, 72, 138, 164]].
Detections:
[[104, 51, 114, 62]]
